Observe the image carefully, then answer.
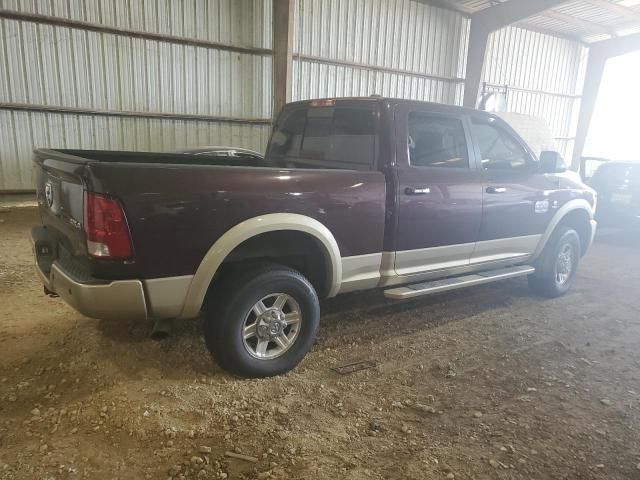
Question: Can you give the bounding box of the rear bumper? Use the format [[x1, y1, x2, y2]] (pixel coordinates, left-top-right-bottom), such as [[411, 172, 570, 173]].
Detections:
[[38, 262, 148, 321], [32, 225, 147, 321], [32, 225, 194, 321]]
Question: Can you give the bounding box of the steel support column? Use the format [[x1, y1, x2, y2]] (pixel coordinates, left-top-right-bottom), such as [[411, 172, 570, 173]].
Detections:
[[572, 33, 640, 169], [463, 22, 491, 108], [571, 53, 606, 170], [272, 0, 294, 120], [463, 0, 571, 108]]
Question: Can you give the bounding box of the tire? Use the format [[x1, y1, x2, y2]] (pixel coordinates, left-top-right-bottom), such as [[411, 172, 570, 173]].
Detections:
[[203, 265, 320, 378], [528, 226, 581, 298]]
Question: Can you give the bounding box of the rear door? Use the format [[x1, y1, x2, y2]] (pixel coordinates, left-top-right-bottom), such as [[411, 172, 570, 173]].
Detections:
[[468, 115, 550, 263], [393, 104, 483, 276]]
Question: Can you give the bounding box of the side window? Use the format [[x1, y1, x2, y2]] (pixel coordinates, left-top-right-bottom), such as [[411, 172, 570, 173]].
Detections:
[[300, 105, 376, 166], [327, 107, 376, 164], [408, 113, 469, 168], [268, 104, 377, 168], [470, 119, 532, 170], [300, 108, 333, 159]]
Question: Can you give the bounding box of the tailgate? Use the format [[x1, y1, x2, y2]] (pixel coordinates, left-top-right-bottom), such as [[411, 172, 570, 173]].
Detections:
[[33, 150, 89, 274]]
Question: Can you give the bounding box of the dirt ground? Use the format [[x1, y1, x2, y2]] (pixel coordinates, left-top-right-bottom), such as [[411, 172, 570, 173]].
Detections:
[[1, 207, 640, 480]]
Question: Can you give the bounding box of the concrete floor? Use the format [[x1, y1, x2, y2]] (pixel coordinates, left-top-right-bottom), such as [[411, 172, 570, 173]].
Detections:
[[1, 207, 640, 479]]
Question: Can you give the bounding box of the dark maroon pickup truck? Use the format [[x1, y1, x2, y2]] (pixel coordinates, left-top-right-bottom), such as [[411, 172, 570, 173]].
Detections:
[[32, 97, 597, 377]]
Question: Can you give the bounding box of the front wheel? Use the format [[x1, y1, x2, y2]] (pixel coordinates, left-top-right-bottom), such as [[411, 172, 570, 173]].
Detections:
[[528, 226, 581, 298], [203, 265, 320, 378]]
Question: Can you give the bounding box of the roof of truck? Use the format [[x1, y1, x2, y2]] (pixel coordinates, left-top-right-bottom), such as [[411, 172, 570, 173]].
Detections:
[[284, 96, 487, 116]]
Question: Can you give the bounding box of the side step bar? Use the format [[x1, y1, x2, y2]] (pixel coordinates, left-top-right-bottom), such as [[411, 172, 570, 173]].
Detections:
[[384, 265, 535, 300]]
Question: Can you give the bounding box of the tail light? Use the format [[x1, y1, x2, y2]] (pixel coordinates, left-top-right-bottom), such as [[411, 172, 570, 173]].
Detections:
[[83, 192, 133, 259]]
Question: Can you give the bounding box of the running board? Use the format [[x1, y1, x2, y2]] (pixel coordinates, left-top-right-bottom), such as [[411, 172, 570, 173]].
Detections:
[[384, 265, 535, 300]]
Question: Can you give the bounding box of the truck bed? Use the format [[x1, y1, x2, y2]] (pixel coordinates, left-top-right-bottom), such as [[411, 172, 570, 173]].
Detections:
[[33, 148, 386, 281]]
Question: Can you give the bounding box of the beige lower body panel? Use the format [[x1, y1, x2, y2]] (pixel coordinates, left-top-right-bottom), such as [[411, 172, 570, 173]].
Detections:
[[144, 275, 194, 319], [340, 235, 541, 294], [38, 261, 194, 321], [47, 263, 148, 321], [394, 242, 476, 276], [470, 235, 542, 264], [339, 253, 383, 294], [378, 235, 542, 289], [384, 265, 535, 299], [379, 255, 532, 288]]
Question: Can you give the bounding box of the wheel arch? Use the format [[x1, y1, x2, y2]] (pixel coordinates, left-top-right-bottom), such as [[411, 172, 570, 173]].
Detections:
[[179, 213, 342, 319], [532, 199, 595, 261]]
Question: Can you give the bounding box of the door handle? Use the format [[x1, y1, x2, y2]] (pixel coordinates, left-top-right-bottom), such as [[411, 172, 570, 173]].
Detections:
[[405, 187, 431, 195], [486, 186, 507, 194]]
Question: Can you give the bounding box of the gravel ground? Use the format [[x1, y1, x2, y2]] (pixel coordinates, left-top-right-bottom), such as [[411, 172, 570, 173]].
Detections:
[[1, 207, 640, 480]]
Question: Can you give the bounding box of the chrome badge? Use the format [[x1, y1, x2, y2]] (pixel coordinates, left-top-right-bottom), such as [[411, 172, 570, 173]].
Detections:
[[44, 181, 54, 208], [534, 199, 550, 214]]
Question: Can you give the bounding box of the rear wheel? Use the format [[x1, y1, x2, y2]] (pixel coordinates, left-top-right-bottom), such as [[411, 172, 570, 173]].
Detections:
[[528, 226, 581, 298], [203, 265, 320, 377]]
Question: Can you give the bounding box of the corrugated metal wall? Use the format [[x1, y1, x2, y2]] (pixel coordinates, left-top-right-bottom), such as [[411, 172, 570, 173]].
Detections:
[[483, 26, 588, 159], [0, 0, 273, 191], [290, 2, 587, 160], [1, 0, 589, 191], [292, 0, 469, 104]]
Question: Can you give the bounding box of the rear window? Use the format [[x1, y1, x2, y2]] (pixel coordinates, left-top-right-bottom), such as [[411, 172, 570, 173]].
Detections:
[[267, 102, 378, 169]]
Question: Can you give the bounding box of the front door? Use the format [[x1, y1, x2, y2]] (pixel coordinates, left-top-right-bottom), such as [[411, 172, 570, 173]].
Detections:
[[467, 114, 551, 264], [394, 105, 483, 276]]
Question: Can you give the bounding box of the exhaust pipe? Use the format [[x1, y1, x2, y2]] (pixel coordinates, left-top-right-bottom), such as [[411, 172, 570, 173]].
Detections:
[[150, 318, 173, 340]]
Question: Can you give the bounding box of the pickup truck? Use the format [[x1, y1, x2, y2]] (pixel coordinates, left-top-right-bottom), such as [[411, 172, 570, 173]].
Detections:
[[32, 97, 597, 377]]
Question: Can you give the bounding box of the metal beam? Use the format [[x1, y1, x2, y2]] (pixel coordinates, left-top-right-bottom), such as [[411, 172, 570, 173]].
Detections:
[[463, 0, 571, 107], [414, 0, 471, 17], [0, 102, 271, 125], [512, 21, 588, 44], [293, 55, 464, 84], [582, 0, 640, 24], [472, 0, 572, 30], [0, 9, 272, 56], [590, 31, 640, 57], [422, 0, 589, 43], [272, 0, 294, 120], [572, 33, 640, 169], [541, 9, 617, 37]]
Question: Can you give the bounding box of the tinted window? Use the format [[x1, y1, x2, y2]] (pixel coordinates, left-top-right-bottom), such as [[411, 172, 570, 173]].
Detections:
[[300, 108, 334, 159], [268, 108, 307, 161], [267, 104, 377, 168], [593, 164, 633, 187], [327, 107, 376, 164], [471, 119, 531, 170], [408, 113, 469, 168]]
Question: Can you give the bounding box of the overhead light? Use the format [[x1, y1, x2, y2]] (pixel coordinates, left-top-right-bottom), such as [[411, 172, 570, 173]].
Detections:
[[619, 0, 640, 7]]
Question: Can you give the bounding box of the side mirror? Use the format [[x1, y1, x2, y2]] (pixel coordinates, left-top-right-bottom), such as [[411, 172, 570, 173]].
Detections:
[[539, 151, 567, 174]]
